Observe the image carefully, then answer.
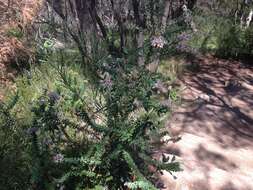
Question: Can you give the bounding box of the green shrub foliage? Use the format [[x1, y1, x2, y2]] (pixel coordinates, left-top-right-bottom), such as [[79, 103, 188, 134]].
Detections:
[[0, 0, 189, 189], [0, 49, 181, 189], [216, 22, 253, 58], [0, 29, 185, 190], [27, 50, 180, 189]]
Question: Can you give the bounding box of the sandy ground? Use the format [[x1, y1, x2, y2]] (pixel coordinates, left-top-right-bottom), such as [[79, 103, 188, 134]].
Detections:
[[158, 56, 253, 190]]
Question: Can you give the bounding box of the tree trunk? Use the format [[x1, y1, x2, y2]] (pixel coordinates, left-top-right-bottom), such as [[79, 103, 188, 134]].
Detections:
[[161, 0, 171, 33]]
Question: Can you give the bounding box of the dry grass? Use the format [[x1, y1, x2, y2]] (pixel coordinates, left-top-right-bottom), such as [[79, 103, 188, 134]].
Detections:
[[158, 56, 186, 81], [0, 0, 43, 100], [0, 0, 42, 26]]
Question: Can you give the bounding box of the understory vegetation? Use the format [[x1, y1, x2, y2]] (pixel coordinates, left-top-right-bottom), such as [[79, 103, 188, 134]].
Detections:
[[0, 0, 252, 189], [189, 1, 253, 58]]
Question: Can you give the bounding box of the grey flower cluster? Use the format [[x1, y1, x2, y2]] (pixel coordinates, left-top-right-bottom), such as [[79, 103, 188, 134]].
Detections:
[[176, 32, 197, 54], [153, 80, 168, 94], [177, 32, 191, 41], [151, 36, 167, 48], [48, 91, 60, 103], [53, 153, 64, 163], [100, 73, 113, 89], [26, 127, 38, 135]]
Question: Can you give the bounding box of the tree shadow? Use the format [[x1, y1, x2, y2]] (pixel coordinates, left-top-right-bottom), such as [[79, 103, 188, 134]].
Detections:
[[159, 56, 253, 190], [194, 144, 237, 171], [220, 182, 252, 190], [173, 55, 253, 148]]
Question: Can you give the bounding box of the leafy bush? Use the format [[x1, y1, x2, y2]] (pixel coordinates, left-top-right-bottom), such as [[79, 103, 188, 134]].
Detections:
[[187, 7, 253, 58], [215, 23, 253, 58], [0, 94, 31, 190], [29, 52, 180, 189], [188, 10, 220, 52], [0, 1, 186, 189], [0, 44, 181, 189]]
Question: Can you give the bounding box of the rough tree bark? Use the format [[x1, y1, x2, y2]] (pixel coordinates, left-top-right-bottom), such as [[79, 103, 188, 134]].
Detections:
[[161, 0, 172, 33]]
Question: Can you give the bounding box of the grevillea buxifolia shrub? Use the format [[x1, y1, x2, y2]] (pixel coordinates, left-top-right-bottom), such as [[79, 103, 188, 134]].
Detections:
[[23, 50, 181, 189]]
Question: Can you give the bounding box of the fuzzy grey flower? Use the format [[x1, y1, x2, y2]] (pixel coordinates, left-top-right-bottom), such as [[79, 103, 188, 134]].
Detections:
[[43, 138, 53, 146], [100, 74, 113, 89], [48, 91, 60, 103], [26, 127, 38, 135], [39, 97, 46, 106], [151, 36, 167, 48], [133, 98, 143, 108], [53, 153, 64, 163], [24, 70, 32, 79], [153, 80, 168, 94], [177, 32, 191, 41]]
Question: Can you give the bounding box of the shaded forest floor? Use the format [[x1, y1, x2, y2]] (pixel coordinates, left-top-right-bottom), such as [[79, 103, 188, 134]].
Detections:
[[158, 55, 253, 190]]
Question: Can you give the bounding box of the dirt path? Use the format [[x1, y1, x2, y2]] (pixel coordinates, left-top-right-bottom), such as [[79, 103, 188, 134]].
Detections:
[[158, 55, 253, 190]]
